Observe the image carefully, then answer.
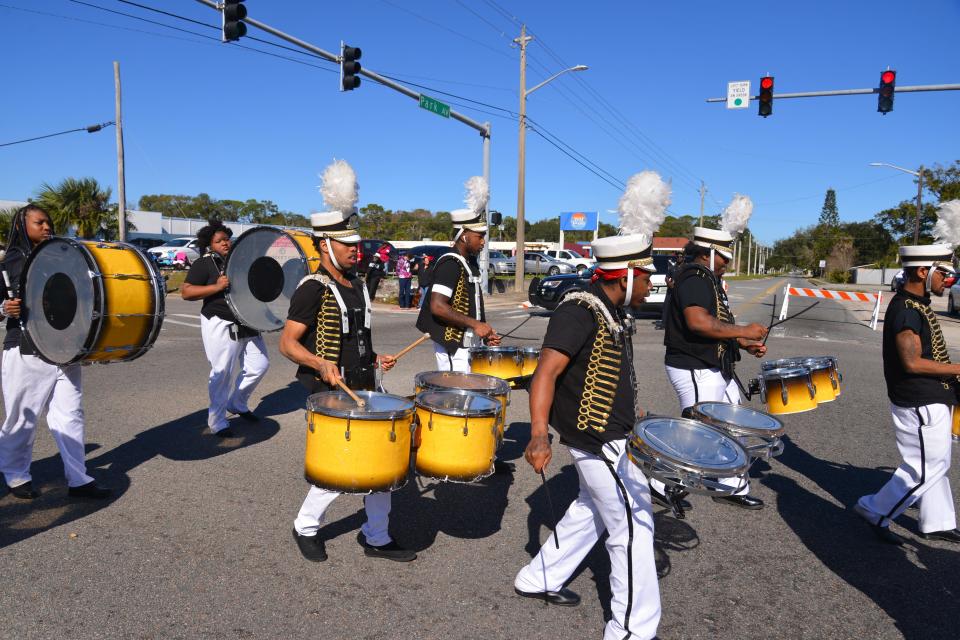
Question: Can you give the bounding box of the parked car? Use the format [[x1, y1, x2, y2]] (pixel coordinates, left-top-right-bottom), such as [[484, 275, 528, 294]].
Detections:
[[524, 252, 576, 276], [890, 269, 905, 292], [543, 248, 595, 274], [642, 254, 674, 309], [127, 237, 166, 252], [406, 244, 453, 264], [529, 254, 675, 311], [147, 237, 201, 264], [948, 279, 960, 315], [487, 249, 515, 275]]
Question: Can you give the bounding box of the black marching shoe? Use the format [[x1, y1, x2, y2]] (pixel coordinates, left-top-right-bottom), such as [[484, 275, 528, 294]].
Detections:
[[712, 494, 764, 510], [235, 411, 260, 423], [357, 532, 416, 562], [852, 503, 905, 546], [514, 587, 581, 607], [651, 487, 692, 510], [68, 482, 111, 499], [9, 481, 39, 500], [920, 528, 960, 543], [293, 529, 328, 562], [493, 459, 515, 475]]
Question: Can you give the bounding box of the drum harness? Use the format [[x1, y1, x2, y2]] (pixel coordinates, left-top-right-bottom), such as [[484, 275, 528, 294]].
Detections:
[[436, 252, 482, 348], [206, 251, 261, 341]]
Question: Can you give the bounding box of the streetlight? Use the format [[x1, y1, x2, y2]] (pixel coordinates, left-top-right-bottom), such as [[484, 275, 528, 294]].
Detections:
[[869, 162, 925, 244], [514, 24, 588, 292]]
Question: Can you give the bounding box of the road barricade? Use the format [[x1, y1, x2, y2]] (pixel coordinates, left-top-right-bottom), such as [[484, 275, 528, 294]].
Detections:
[[777, 285, 883, 330]]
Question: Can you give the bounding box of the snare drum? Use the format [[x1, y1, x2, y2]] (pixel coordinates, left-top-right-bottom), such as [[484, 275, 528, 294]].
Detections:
[[414, 371, 510, 440], [304, 391, 415, 493], [414, 390, 500, 482], [759, 366, 817, 415], [688, 402, 786, 459], [225, 227, 321, 331], [519, 347, 540, 377], [469, 346, 523, 380], [21, 238, 164, 365], [627, 416, 750, 495]]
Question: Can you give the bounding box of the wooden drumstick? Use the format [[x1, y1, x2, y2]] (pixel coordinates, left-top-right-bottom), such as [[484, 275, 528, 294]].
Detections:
[[336, 379, 366, 408], [392, 334, 430, 362], [1, 270, 14, 300]]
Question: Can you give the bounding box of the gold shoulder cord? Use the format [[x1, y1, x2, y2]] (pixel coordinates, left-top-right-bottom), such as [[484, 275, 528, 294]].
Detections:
[[443, 267, 470, 344], [314, 287, 342, 381], [571, 299, 623, 433], [712, 274, 734, 362], [904, 298, 960, 389]]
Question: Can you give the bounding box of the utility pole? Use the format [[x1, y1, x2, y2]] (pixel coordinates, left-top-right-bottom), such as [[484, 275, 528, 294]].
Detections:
[[698, 181, 706, 226], [114, 61, 126, 241], [514, 24, 533, 293], [747, 235, 753, 276], [914, 164, 924, 245]]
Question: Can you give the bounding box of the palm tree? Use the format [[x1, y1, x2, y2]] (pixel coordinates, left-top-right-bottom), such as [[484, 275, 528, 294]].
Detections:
[[34, 177, 115, 239], [0, 206, 18, 246]]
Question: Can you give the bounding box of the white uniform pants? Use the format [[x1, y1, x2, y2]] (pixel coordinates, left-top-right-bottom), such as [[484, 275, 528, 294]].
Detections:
[[661, 365, 748, 496], [433, 343, 470, 373], [294, 486, 392, 546], [0, 346, 93, 488], [515, 439, 661, 640], [856, 403, 956, 534], [200, 315, 270, 433]]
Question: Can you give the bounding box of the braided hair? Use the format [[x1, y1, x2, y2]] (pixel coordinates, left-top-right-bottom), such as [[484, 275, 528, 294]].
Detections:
[[4, 204, 53, 260], [196, 218, 232, 253]]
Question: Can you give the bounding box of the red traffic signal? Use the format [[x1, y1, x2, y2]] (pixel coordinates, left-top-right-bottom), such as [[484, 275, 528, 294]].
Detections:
[[878, 69, 896, 114], [758, 76, 774, 117]]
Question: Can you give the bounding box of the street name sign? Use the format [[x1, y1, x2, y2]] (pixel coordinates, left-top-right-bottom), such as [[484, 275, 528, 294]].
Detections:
[[727, 81, 751, 109], [419, 94, 451, 118]]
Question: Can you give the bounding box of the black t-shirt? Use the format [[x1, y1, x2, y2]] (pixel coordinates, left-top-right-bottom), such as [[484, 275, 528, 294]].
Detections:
[[287, 275, 374, 389], [883, 290, 957, 407], [664, 272, 717, 370], [184, 253, 236, 322], [544, 284, 636, 455], [1, 247, 28, 351]]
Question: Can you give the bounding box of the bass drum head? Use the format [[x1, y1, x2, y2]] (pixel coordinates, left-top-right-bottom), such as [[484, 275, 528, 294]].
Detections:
[[633, 417, 749, 474], [225, 227, 313, 331], [22, 238, 100, 364]]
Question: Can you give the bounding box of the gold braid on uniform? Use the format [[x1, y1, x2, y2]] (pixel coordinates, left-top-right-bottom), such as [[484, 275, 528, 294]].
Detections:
[[443, 267, 470, 344], [696, 269, 735, 363], [298, 274, 343, 382], [563, 292, 624, 433], [904, 298, 960, 389]]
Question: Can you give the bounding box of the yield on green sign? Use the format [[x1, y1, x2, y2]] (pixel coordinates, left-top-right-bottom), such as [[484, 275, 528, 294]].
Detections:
[[419, 94, 451, 118]]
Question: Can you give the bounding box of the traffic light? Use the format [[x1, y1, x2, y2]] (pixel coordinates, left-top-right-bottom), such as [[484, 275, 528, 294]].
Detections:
[[340, 43, 362, 91], [221, 0, 246, 42], [758, 76, 774, 117], [878, 69, 896, 114]]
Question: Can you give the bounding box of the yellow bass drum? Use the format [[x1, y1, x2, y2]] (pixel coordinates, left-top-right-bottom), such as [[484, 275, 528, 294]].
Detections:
[[21, 238, 164, 365]]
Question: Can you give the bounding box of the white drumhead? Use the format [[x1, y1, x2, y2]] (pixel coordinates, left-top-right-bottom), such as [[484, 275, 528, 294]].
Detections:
[[415, 389, 499, 417], [307, 391, 414, 420], [633, 417, 749, 472], [692, 402, 784, 435], [225, 227, 313, 331], [414, 371, 510, 395], [22, 238, 99, 364]]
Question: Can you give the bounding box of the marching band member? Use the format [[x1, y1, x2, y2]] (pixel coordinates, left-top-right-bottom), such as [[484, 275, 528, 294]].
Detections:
[[661, 196, 767, 511], [854, 227, 960, 545], [0, 205, 109, 500], [515, 172, 668, 640], [281, 160, 412, 563], [181, 219, 269, 437]]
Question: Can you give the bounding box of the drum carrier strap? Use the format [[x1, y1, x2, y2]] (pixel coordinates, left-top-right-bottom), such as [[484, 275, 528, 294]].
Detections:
[[297, 273, 373, 380], [562, 292, 626, 433], [436, 252, 481, 347]]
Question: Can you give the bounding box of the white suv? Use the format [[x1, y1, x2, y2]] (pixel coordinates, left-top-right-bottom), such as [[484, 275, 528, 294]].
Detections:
[[543, 249, 595, 274]]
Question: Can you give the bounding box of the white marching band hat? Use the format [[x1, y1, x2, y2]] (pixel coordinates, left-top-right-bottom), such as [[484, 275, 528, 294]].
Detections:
[[693, 194, 754, 262], [898, 244, 955, 269], [451, 207, 488, 234], [592, 234, 656, 272], [452, 176, 490, 235], [313, 159, 361, 244], [692, 226, 735, 260]]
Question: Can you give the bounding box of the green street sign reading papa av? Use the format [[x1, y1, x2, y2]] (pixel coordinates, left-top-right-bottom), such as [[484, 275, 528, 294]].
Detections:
[[419, 94, 450, 118]]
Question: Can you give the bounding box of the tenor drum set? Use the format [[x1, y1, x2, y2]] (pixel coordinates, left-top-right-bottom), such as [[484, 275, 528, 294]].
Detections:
[[468, 345, 540, 389], [750, 356, 842, 415]]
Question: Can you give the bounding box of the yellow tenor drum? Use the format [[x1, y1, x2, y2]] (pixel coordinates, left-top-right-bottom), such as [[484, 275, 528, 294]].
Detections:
[[414, 390, 500, 482], [414, 371, 510, 440], [469, 346, 523, 381], [305, 391, 415, 493], [225, 227, 321, 331], [952, 407, 960, 440], [22, 238, 164, 365], [520, 347, 540, 377], [763, 356, 841, 402], [758, 366, 817, 415]]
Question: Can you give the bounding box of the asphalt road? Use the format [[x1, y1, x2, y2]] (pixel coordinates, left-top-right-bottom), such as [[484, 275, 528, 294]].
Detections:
[[2, 278, 959, 640]]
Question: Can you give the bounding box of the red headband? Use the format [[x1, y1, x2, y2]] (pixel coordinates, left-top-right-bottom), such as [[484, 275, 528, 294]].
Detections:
[[591, 267, 644, 283]]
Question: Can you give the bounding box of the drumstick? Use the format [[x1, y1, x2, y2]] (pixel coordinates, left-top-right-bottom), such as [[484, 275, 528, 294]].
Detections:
[[767, 300, 821, 332], [1, 270, 14, 300], [336, 379, 366, 408], [539, 470, 560, 549], [761, 294, 777, 346], [392, 334, 430, 362]]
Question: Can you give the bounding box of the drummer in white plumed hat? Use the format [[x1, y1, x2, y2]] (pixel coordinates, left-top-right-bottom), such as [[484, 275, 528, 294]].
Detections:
[[515, 171, 667, 640], [283, 159, 413, 563], [854, 200, 960, 546], [661, 194, 768, 513]]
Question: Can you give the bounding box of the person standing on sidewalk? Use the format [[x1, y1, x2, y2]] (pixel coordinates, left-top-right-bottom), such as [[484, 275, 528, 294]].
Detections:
[[396, 251, 413, 309]]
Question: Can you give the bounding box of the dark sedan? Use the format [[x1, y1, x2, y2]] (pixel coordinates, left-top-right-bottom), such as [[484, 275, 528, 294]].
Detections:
[[528, 267, 594, 310]]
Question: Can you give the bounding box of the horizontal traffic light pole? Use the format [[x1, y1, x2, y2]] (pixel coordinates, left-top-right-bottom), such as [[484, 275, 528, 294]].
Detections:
[[706, 83, 960, 102], [194, 0, 489, 136]]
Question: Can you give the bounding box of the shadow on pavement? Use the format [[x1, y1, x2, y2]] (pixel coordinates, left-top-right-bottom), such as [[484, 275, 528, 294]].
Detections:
[[766, 436, 960, 640], [0, 388, 287, 549]]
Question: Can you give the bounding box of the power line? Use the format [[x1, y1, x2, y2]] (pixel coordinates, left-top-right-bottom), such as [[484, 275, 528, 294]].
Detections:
[[451, 0, 513, 42], [377, 0, 516, 61], [0, 121, 114, 148]]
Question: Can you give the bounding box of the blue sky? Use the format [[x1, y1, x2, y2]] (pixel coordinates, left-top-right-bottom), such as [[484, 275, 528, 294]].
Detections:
[[2, 0, 958, 244]]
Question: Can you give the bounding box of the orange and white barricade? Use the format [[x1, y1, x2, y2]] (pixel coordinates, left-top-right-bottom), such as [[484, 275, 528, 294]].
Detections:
[[778, 286, 883, 330]]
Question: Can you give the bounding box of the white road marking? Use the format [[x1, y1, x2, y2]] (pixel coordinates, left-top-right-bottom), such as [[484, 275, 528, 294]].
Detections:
[[170, 313, 201, 319], [163, 319, 201, 328]]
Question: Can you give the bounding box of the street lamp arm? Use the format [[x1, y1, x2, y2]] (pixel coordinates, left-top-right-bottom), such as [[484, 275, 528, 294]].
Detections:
[[869, 162, 919, 176], [526, 65, 588, 97]]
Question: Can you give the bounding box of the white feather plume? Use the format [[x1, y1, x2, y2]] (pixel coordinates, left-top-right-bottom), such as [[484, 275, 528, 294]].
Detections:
[[318, 159, 359, 212], [933, 200, 960, 248], [617, 171, 671, 237], [721, 194, 753, 236], [464, 176, 489, 214]]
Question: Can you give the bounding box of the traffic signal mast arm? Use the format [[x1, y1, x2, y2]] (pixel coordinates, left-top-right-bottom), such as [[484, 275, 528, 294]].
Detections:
[[707, 83, 960, 102], [196, 0, 488, 135]]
